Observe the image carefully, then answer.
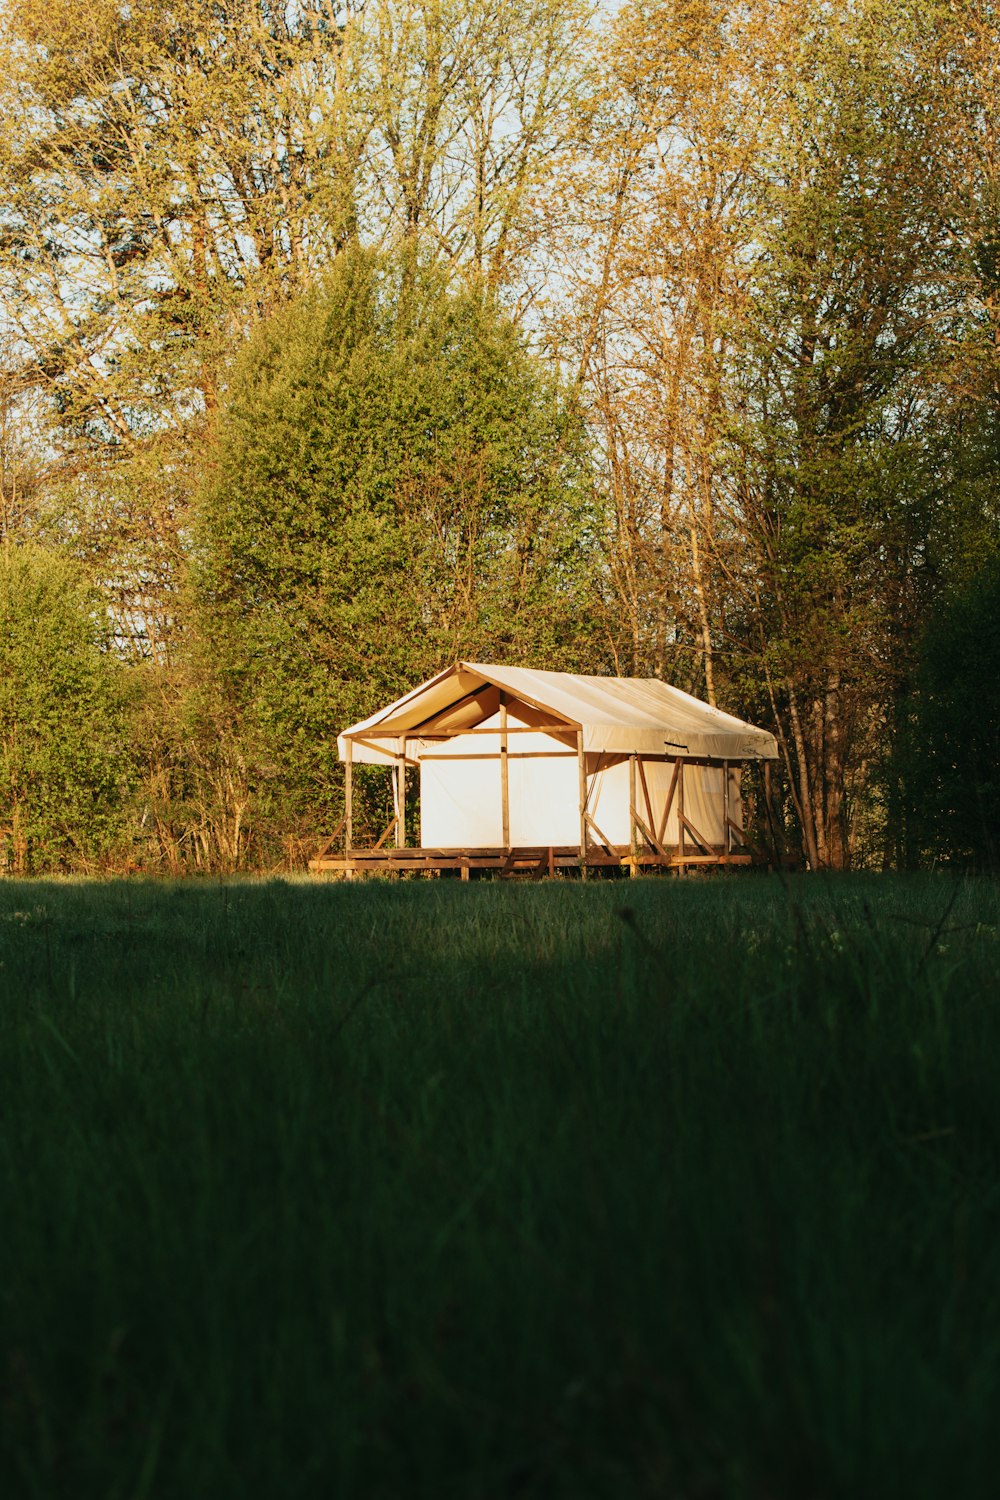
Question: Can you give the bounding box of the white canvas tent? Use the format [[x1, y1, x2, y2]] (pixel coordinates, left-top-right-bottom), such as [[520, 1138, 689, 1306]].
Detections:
[[317, 663, 778, 875]]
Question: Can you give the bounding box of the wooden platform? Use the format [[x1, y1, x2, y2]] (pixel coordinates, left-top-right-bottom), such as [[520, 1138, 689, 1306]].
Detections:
[[307, 844, 756, 878]]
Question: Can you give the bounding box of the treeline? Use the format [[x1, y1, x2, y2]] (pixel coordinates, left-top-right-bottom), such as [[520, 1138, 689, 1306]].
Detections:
[[0, 0, 998, 873]]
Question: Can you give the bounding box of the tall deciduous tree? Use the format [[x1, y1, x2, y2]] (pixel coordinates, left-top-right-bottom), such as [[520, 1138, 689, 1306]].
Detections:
[[731, 0, 960, 868], [0, 0, 363, 425], [543, 0, 790, 689], [0, 0, 367, 649], [195, 248, 602, 840], [357, 0, 592, 290], [550, 0, 986, 867]]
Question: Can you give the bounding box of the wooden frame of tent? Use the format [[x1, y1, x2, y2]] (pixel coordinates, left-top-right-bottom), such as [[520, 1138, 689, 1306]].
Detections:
[[308, 668, 777, 879]]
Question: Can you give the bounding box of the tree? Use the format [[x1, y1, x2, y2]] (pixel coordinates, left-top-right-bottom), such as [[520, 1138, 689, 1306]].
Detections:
[[900, 556, 1000, 869], [547, 0, 985, 868], [725, 0, 961, 868], [357, 0, 593, 290], [0, 0, 367, 651], [195, 248, 602, 842], [0, 0, 363, 424], [0, 335, 51, 543], [546, 0, 789, 688], [0, 542, 133, 872]]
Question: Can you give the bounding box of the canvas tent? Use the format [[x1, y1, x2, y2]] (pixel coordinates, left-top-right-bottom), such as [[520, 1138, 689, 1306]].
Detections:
[[313, 662, 778, 875]]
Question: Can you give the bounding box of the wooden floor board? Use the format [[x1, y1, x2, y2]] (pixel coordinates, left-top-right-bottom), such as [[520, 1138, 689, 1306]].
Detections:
[[307, 844, 759, 877]]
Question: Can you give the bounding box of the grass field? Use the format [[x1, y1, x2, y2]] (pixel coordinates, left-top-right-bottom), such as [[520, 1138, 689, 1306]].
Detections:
[[2, 872, 999, 1499]]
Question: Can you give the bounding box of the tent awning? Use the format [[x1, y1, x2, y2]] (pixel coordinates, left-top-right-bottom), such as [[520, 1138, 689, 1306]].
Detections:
[[338, 663, 778, 765]]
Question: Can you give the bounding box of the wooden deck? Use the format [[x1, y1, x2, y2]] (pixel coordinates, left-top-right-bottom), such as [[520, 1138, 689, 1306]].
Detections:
[[307, 844, 757, 879]]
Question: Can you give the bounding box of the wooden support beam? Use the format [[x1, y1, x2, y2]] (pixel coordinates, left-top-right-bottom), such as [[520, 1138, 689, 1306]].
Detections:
[[500, 697, 510, 850], [420, 723, 576, 737], [631, 807, 669, 859], [628, 754, 638, 877], [677, 758, 685, 875], [728, 815, 763, 860], [351, 736, 419, 766], [667, 853, 753, 868], [311, 816, 347, 866], [396, 741, 406, 849], [679, 812, 715, 857], [373, 813, 400, 852], [307, 845, 771, 878], [344, 739, 353, 854], [723, 759, 730, 855], [418, 750, 575, 761], [408, 685, 498, 736], [584, 812, 618, 859], [657, 757, 681, 846], [577, 730, 588, 880], [637, 757, 657, 836]]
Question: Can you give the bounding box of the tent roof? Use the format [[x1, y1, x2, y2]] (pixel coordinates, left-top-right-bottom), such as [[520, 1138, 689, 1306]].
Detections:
[[339, 662, 778, 763]]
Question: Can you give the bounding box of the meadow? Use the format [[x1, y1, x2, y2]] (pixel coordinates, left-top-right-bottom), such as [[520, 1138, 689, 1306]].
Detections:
[[1, 872, 999, 1500]]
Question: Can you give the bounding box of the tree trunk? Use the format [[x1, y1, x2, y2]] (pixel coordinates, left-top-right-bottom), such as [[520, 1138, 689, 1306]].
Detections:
[[786, 682, 821, 870], [689, 516, 716, 705], [822, 670, 850, 869]]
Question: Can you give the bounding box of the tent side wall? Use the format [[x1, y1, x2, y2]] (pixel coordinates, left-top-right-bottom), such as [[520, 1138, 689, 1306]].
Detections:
[[419, 731, 580, 847], [420, 730, 743, 849], [589, 761, 742, 846]]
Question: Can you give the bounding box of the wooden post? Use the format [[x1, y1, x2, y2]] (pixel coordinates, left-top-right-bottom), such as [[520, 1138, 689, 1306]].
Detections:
[[344, 738, 353, 853], [396, 740, 406, 849], [391, 752, 399, 844], [628, 753, 638, 878], [499, 697, 510, 850], [677, 757, 685, 875], [723, 758, 730, 856], [577, 730, 588, 880]]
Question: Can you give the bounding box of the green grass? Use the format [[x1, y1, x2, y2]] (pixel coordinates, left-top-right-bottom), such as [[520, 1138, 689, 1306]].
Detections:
[[1, 873, 999, 1499]]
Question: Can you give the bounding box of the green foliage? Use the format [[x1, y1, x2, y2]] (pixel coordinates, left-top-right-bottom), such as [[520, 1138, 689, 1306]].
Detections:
[[5, 0, 999, 871], [196, 249, 603, 832], [0, 0, 359, 441], [0, 542, 133, 870], [2, 875, 1000, 1497], [723, 0, 961, 867], [902, 556, 1000, 869]]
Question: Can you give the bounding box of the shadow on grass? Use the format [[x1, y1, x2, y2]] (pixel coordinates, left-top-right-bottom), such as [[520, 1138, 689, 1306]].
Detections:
[[1, 874, 999, 1498]]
